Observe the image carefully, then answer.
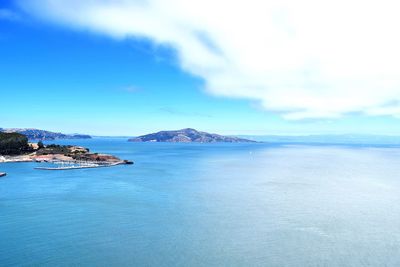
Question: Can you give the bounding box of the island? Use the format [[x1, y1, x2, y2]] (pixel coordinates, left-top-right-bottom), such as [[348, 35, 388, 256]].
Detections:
[[128, 128, 256, 143], [0, 132, 132, 170], [0, 128, 92, 140]]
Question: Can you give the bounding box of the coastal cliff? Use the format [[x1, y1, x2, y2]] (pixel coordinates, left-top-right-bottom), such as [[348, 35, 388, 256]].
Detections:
[[129, 128, 256, 143]]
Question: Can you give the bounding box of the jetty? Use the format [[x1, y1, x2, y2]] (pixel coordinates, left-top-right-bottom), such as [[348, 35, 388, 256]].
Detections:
[[34, 160, 130, 170], [0, 172, 6, 177]]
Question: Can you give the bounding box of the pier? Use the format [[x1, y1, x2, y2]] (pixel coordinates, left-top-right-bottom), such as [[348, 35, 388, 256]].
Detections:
[[34, 160, 123, 170]]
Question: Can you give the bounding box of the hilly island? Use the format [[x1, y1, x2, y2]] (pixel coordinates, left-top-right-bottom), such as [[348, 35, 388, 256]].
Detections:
[[129, 128, 256, 143]]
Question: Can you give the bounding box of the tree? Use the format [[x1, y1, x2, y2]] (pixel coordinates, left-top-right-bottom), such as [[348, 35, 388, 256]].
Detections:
[[37, 140, 44, 149], [0, 132, 30, 155]]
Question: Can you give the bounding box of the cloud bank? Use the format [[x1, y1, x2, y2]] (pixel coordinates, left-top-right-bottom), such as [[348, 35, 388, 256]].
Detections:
[[18, 0, 400, 119]]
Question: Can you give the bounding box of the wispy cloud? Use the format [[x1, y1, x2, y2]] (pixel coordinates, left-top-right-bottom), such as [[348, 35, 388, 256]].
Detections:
[[0, 8, 20, 21], [18, 0, 400, 119], [121, 85, 141, 93], [159, 107, 212, 118]]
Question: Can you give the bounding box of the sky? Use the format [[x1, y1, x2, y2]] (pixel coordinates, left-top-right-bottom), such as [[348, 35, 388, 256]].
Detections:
[[2, 0, 400, 136]]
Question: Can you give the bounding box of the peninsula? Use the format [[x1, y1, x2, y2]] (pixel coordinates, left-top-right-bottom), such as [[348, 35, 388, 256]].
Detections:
[[129, 128, 256, 143], [0, 132, 132, 168]]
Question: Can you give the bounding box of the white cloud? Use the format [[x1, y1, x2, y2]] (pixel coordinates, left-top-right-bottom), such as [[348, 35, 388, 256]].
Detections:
[[18, 0, 400, 119]]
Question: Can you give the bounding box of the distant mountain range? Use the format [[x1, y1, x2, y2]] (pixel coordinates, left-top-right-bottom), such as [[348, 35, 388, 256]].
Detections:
[[237, 134, 400, 145], [0, 128, 91, 140], [129, 128, 256, 143]]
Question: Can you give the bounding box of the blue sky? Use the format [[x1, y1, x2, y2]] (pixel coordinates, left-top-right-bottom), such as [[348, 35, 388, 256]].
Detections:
[[2, 0, 400, 136]]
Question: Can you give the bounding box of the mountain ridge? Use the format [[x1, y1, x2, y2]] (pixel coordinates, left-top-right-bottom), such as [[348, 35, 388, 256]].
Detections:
[[0, 128, 91, 140]]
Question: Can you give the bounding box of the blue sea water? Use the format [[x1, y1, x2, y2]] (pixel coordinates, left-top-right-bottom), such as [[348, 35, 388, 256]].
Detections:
[[1, 138, 400, 266]]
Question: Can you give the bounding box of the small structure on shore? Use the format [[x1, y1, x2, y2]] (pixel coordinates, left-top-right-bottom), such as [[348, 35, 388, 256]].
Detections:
[[0, 172, 6, 177]]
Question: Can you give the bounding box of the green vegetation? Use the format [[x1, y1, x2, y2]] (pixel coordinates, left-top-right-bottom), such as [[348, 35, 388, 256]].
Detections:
[[36, 144, 88, 157], [37, 140, 44, 149], [0, 132, 30, 155], [36, 144, 72, 155]]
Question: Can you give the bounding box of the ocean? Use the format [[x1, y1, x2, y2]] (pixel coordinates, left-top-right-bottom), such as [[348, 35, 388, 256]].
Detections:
[[1, 138, 400, 266]]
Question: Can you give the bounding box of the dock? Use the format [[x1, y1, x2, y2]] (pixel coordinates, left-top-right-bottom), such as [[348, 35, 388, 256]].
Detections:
[[0, 172, 6, 177]]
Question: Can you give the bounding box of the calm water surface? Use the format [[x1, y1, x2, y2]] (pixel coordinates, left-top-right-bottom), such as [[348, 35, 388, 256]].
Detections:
[[1, 139, 400, 266]]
